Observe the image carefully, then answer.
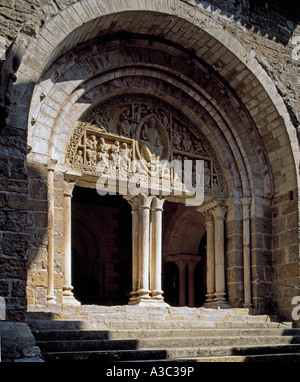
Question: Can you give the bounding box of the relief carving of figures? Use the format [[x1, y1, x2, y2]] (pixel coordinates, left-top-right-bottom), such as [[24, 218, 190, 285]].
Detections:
[[119, 142, 132, 170], [181, 127, 192, 152], [86, 135, 97, 165], [193, 140, 206, 155], [212, 177, 219, 191], [74, 150, 84, 164], [109, 141, 121, 169], [204, 161, 211, 188], [118, 108, 132, 137], [67, 95, 226, 197], [130, 159, 148, 176], [90, 114, 107, 132], [140, 117, 164, 159], [172, 123, 182, 150], [98, 138, 109, 170]]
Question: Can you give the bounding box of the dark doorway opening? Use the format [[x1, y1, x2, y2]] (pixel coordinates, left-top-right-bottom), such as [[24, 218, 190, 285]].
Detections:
[[71, 187, 132, 305], [163, 262, 179, 306], [162, 200, 207, 307], [195, 233, 207, 307]]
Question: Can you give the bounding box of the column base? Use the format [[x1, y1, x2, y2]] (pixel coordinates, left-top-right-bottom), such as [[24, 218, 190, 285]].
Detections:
[[128, 288, 151, 305], [204, 293, 215, 303], [203, 300, 231, 309], [128, 299, 170, 307], [62, 289, 81, 306], [46, 295, 56, 304], [128, 289, 169, 306], [62, 295, 81, 306]]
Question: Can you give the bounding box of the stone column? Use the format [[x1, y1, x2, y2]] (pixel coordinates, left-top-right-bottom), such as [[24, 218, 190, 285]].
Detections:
[[46, 162, 56, 303], [136, 194, 153, 303], [241, 197, 252, 307], [150, 196, 165, 302], [125, 196, 140, 303], [62, 180, 80, 305], [212, 204, 229, 306], [176, 260, 187, 306], [204, 210, 215, 304], [188, 260, 198, 307]]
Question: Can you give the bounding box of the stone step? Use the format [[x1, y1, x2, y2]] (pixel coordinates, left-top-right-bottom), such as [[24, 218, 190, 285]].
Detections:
[[26, 306, 277, 324], [28, 319, 292, 331], [32, 327, 300, 341], [42, 343, 300, 362], [36, 335, 300, 353], [179, 353, 300, 362]]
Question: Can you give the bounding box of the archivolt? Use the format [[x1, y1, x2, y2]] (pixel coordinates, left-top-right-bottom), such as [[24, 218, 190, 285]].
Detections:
[[27, 36, 273, 199], [8, 2, 297, 199]]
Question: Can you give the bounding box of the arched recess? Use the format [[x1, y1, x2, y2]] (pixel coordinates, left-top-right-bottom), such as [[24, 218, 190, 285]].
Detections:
[[162, 202, 207, 307], [6, 0, 298, 316]]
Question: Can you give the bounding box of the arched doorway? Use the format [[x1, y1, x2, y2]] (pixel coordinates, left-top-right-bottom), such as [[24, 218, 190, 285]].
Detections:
[[14, 1, 298, 319], [71, 187, 132, 305], [162, 201, 207, 307]]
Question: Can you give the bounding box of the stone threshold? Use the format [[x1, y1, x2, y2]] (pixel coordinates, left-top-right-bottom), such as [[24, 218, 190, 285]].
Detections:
[[26, 303, 274, 323]]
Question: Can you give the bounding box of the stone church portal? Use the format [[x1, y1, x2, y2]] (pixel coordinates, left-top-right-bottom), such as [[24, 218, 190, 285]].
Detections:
[[0, 0, 299, 334]]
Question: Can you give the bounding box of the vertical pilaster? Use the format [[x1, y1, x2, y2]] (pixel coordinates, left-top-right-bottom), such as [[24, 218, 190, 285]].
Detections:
[[212, 204, 230, 307], [241, 197, 252, 308], [125, 195, 140, 303], [46, 162, 56, 303], [62, 180, 80, 305], [204, 210, 215, 304]]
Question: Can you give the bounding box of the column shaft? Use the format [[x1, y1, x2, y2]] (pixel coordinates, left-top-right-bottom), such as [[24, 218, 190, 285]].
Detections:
[[212, 204, 227, 302], [137, 194, 152, 300], [177, 260, 187, 307], [150, 197, 165, 301], [241, 197, 252, 307], [204, 211, 215, 303], [131, 198, 140, 301], [47, 166, 56, 303], [62, 181, 80, 305]]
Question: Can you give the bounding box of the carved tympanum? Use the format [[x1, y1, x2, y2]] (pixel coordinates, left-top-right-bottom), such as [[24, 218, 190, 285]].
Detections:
[[66, 94, 225, 196]]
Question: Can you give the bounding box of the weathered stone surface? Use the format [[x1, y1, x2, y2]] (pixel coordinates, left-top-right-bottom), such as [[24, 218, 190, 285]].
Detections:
[[0, 322, 43, 361]]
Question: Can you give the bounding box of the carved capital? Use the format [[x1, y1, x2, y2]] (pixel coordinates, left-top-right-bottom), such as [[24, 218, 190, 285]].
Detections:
[[202, 209, 214, 222], [212, 204, 227, 221], [151, 196, 165, 211], [63, 180, 76, 198], [47, 159, 58, 172], [124, 194, 141, 212], [140, 194, 153, 210]]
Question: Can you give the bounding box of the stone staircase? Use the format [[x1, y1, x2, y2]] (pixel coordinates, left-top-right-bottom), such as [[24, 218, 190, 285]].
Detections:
[[26, 306, 300, 362]]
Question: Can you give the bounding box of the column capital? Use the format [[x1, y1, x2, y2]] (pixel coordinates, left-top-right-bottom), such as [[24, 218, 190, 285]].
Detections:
[[203, 209, 214, 222], [140, 194, 153, 210], [240, 196, 252, 208], [63, 180, 76, 198], [125, 194, 154, 210], [212, 203, 227, 220], [47, 159, 58, 172], [123, 194, 141, 211], [175, 258, 188, 269], [151, 196, 165, 211]]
